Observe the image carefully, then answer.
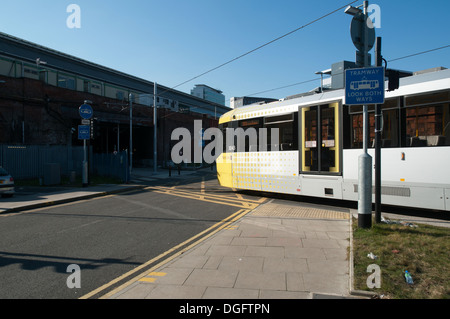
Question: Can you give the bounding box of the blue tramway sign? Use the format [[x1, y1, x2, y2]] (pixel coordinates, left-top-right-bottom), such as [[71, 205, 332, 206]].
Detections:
[[345, 66, 385, 105]]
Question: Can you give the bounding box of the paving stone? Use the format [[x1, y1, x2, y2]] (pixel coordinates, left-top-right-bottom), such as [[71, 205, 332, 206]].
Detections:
[[145, 284, 206, 299], [234, 271, 286, 290], [184, 269, 238, 288], [202, 287, 259, 299], [245, 245, 285, 258], [218, 256, 264, 271]]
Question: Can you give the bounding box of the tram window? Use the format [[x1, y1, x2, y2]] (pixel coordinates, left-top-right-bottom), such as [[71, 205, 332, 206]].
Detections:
[[218, 123, 226, 152], [264, 113, 298, 151], [350, 111, 400, 148], [302, 104, 339, 173], [221, 118, 264, 153], [403, 91, 450, 147], [380, 109, 399, 147], [238, 118, 262, 152], [219, 122, 237, 153], [350, 113, 375, 148], [347, 98, 400, 149], [304, 108, 317, 148], [322, 107, 335, 145], [404, 104, 450, 146]]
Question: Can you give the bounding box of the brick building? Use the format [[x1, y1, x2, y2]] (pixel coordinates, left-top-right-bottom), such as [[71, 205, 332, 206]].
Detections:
[[0, 32, 230, 166]]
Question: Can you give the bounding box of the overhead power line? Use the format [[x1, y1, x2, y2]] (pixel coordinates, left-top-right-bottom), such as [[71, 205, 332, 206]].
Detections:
[[247, 78, 320, 97], [387, 44, 450, 62], [245, 44, 450, 98], [157, 2, 448, 116], [168, 0, 359, 91]]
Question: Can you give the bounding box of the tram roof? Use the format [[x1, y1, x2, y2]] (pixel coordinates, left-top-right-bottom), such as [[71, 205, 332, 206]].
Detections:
[[220, 68, 450, 124]]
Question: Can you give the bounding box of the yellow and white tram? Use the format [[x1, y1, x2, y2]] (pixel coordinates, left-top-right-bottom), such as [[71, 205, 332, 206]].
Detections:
[[217, 68, 450, 211]]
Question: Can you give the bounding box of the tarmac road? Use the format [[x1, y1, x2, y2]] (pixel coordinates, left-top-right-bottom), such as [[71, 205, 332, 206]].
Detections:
[[0, 173, 264, 299]]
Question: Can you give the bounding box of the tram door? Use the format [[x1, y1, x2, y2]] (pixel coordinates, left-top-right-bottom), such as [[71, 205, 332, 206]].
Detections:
[[302, 103, 340, 173]]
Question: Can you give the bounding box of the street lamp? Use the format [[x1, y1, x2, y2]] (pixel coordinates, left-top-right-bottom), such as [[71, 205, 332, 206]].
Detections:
[[36, 58, 47, 66], [315, 69, 331, 92], [344, 5, 363, 16], [315, 71, 324, 93]]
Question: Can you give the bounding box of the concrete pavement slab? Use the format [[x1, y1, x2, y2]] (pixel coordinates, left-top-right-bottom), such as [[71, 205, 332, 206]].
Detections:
[[183, 268, 239, 288], [5, 168, 447, 300], [203, 287, 259, 299], [109, 199, 356, 299]]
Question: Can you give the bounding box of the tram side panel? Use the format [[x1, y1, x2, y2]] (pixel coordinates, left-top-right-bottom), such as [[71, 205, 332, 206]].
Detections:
[[342, 147, 450, 211], [298, 174, 344, 200], [229, 151, 299, 194], [217, 152, 233, 188]]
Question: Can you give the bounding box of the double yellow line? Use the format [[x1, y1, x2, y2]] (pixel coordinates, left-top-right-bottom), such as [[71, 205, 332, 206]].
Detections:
[[145, 185, 266, 209], [80, 208, 251, 299]]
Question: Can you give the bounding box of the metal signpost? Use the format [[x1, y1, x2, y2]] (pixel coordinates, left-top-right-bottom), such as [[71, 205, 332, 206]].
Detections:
[[153, 83, 157, 173], [374, 37, 383, 224], [79, 103, 93, 187], [345, 1, 383, 229]]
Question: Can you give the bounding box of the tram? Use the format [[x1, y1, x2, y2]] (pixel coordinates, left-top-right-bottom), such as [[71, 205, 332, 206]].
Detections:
[[216, 68, 450, 211]]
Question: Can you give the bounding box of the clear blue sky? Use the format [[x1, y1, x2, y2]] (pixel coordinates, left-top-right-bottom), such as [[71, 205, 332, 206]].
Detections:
[[1, 0, 449, 107]]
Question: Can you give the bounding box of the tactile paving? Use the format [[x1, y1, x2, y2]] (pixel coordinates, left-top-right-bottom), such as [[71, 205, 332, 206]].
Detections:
[[250, 203, 348, 220]]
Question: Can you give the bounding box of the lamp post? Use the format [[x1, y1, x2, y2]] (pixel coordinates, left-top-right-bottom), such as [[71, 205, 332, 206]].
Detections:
[[315, 69, 331, 93], [129, 93, 133, 176], [153, 83, 157, 173], [315, 71, 324, 93]]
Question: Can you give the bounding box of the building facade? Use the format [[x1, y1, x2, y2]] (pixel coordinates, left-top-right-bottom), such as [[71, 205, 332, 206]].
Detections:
[[191, 84, 225, 106], [0, 32, 230, 167]]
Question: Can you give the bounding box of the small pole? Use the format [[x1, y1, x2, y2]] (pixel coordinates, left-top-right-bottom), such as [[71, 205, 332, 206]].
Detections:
[[374, 36, 382, 223], [154, 83, 157, 173], [82, 139, 88, 187], [358, 0, 372, 229], [129, 93, 133, 177]]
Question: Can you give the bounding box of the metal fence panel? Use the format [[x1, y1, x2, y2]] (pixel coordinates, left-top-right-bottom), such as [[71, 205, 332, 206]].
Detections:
[[0, 145, 128, 182], [92, 151, 129, 183]]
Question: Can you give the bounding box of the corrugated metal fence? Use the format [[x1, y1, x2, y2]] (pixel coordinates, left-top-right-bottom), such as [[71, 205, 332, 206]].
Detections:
[[92, 151, 129, 183], [0, 145, 129, 183]]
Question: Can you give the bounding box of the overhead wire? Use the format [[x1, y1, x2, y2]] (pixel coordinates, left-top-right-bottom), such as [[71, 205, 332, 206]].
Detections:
[[154, 2, 448, 116], [168, 0, 359, 91], [387, 44, 450, 62], [246, 78, 320, 97], [243, 44, 450, 98], [155, 0, 360, 117]]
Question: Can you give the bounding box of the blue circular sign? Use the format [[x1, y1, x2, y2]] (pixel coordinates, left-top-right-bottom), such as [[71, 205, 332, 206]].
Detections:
[[79, 104, 93, 120]]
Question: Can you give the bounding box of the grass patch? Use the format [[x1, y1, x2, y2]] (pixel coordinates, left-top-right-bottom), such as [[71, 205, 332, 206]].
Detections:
[[352, 217, 450, 299]]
